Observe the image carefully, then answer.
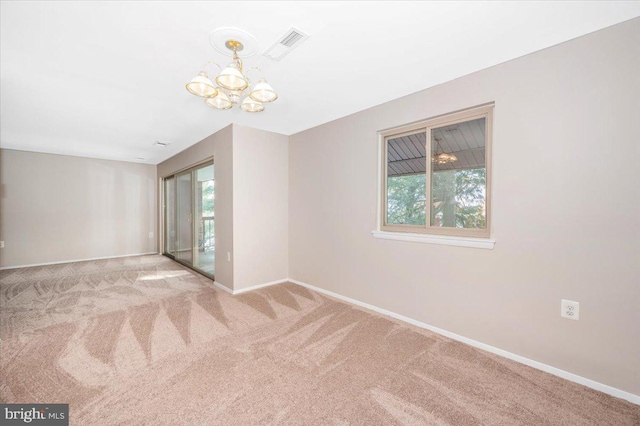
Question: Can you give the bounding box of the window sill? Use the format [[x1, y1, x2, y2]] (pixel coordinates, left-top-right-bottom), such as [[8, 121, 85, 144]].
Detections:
[[371, 230, 495, 249]]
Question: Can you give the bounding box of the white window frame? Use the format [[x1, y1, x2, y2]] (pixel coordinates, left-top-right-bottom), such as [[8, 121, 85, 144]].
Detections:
[[377, 104, 494, 244]]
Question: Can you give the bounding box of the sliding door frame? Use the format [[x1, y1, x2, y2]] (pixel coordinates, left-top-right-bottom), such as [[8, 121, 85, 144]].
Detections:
[[175, 170, 194, 265], [163, 177, 176, 256], [161, 158, 214, 280]]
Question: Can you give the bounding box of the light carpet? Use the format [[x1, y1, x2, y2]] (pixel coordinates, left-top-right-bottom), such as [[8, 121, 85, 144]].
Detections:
[[1, 255, 638, 425]]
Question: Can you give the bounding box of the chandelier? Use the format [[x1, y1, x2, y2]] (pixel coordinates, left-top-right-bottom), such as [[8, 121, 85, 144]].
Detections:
[[432, 138, 458, 165], [185, 38, 278, 113], [433, 152, 458, 165]]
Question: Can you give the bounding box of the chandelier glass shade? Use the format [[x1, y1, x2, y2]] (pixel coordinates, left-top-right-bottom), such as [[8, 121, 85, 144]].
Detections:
[[216, 63, 249, 91], [205, 92, 232, 110], [249, 79, 278, 103], [240, 96, 265, 113], [186, 72, 218, 98], [186, 39, 278, 113]]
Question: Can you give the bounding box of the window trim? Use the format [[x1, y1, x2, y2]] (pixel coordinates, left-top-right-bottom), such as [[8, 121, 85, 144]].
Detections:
[[371, 230, 496, 249], [379, 104, 494, 239]]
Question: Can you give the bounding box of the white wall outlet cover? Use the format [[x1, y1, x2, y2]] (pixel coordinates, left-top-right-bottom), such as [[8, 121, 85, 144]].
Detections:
[[561, 299, 579, 320], [149, 232, 154, 238], [226, 252, 231, 262], [0, 241, 4, 248]]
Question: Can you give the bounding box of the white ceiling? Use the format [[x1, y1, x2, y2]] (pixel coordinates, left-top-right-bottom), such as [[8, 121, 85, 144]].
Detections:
[[1, 2, 639, 164]]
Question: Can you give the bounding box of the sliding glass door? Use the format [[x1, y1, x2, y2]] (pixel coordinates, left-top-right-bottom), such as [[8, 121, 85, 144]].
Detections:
[[194, 164, 214, 275], [176, 171, 193, 265], [163, 161, 214, 278], [164, 177, 176, 256]]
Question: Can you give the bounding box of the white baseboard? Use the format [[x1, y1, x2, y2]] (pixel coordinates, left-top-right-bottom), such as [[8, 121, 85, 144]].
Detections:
[[212, 279, 289, 295], [213, 281, 233, 294], [285, 278, 639, 405], [0, 252, 159, 270], [231, 279, 289, 295]]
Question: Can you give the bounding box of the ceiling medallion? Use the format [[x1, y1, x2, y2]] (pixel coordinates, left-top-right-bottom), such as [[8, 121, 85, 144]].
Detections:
[[185, 29, 277, 113]]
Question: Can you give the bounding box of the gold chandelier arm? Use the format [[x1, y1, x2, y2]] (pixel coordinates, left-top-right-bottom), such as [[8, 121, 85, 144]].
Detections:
[[202, 61, 222, 74]]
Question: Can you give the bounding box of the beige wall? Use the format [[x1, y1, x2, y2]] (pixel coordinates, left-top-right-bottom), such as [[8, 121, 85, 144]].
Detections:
[[232, 124, 289, 290], [157, 125, 234, 289], [289, 18, 640, 395], [156, 124, 289, 292], [0, 149, 157, 268]]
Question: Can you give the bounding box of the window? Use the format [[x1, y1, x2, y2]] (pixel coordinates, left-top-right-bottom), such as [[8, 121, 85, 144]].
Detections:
[[380, 104, 493, 239]]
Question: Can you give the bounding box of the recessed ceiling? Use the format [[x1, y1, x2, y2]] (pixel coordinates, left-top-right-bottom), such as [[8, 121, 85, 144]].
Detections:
[[1, 2, 638, 164]]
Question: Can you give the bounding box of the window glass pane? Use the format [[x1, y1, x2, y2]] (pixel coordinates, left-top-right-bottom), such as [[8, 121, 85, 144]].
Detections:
[[386, 131, 427, 225], [194, 164, 214, 276], [430, 117, 486, 229], [176, 172, 193, 264]]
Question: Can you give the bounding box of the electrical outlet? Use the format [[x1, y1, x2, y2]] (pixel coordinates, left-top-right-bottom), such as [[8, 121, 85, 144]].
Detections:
[[149, 232, 154, 239], [561, 299, 579, 320], [0, 241, 4, 248], [226, 252, 231, 262]]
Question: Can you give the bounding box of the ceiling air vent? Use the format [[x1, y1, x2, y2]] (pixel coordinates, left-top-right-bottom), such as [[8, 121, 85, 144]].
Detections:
[[153, 141, 170, 148], [263, 27, 309, 61]]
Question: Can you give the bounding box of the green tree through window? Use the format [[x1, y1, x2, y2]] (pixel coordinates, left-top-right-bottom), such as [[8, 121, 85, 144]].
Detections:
[[387, 174, 426, 225], [431, 168, 486, 229], [387, 168, 485, 228]]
